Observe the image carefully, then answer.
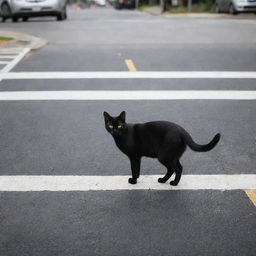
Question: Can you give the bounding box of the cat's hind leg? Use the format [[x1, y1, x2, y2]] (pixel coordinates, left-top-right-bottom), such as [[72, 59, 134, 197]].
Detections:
[[170, 159, 183, 186], [157, 156, 174, 183], [158, 168, 174, 183]]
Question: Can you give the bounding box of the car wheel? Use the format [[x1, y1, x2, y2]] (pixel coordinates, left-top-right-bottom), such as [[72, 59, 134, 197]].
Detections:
[[229, 4, 237, 15], [22, 17, 28, 22], [56, 7, 66, 21], [63, 7, 67, 20], [12, 16, 18, 22], [56, 13, 63, 21], [1, 3, 11, 20]]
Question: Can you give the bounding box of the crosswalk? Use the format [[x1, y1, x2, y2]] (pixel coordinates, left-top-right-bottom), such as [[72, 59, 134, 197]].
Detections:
[[0, 47, 30, 74], [1, 71, 256, 79], [0, 90, 255, 100], [0, 175, 255, 191], [0, 46, 255, 203], [1, 12, 256, 255]]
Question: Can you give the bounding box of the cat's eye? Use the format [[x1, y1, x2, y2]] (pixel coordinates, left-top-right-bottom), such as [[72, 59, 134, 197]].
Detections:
[[109, 125, 113, 129], [118, 125, 122, 129]]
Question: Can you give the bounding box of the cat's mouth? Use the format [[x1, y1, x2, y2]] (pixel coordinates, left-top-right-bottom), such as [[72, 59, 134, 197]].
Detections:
[[111, 129, 123, 137]]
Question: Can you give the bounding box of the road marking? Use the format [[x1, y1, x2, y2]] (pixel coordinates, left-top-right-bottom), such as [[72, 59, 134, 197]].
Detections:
[[0, 55, 16, 59], [0, 90, 255, 101], [0, 175, 255, 191], [245, 190, 256, 207], [0, 47, 30, 73], [125, 59, 137, 72], [0, 61, 10, 64], [0, 48, 24, 54], [1, 71, 256, 80]]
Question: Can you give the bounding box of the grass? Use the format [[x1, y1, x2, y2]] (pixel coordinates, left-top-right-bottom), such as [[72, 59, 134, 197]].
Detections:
[[138, 4, 150, 11], [191, 3, 215, 12], [0, 37, 13, 41], [169, 3, 216, 13], [169, 6, 187, 14]]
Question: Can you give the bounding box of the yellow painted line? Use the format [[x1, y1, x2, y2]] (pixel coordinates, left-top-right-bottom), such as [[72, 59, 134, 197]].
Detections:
[[125, 59, 137, 72], [245, 190, 256, 207]]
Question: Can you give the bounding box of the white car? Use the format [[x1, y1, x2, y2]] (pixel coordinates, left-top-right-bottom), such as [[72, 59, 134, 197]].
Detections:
[[0, 0, 68, 22], [216, 0, 256, 14], [94, 0, 106, 6]]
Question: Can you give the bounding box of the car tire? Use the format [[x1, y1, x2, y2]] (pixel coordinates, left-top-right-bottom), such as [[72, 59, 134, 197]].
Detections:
[[1, 2, 11, 21], [56, 13, 63, 21], [64, 7, 67, 20], [12, 16, 18, 22], [56, 5, 67, 21], [229, 4, 237, 15], [22, 17, 28, 22]]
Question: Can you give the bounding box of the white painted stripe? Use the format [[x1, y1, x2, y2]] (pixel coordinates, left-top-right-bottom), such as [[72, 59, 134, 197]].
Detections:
[[0, 55, 16, 59], [0, 53, 17, 56], [1, 71, 256, 80], [0, 90, 255, 101], [0, 47, 30, 73], [0, 48, 24, 53], [0, 175, 255, 191], [0, 61, 10, 64]]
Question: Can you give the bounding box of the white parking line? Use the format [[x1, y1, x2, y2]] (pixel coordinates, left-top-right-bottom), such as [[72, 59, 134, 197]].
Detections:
[[0, 90, 255, 100], [0, 175, 255, 191], [0, 71, 256, 80]]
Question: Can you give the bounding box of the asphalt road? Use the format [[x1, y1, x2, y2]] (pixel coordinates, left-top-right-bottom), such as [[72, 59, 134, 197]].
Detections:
[[0, 7, 256, 256]]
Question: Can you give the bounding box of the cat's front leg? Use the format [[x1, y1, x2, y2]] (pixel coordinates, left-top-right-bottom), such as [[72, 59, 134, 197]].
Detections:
[[128, 157, 141, 184]]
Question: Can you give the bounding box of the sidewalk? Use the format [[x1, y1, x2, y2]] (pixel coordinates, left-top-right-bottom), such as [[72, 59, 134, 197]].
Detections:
[[0, 30, 47, 50], [143, 5, 256, 18]]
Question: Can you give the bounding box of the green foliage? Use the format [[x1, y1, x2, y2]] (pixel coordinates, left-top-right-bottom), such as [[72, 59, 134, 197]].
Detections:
[[169, 6, 187, 13], [0, 37, 13, 41], [138, 4, 150, 11]]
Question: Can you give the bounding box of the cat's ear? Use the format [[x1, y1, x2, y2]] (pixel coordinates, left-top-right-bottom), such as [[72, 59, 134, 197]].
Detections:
[[119, 111, 126, 122], [103, 112, 112, 122]]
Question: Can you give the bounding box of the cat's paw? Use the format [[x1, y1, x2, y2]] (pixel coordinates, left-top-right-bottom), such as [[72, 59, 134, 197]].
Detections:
[[128, 178, 137, 184], [170, 180, 178, 186], [158, 178, 166, 183]]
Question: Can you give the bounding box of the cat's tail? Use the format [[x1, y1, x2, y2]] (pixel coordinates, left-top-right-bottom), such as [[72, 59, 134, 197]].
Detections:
[[183, 132, 221, 152]]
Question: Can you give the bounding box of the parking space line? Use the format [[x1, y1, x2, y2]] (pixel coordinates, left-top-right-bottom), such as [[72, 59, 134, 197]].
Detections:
[[125, 59, 137, 72], [0, 175, 255, 191], [1, 71, 256, 80], [0, 90, 255, 100], [245, 190, 256, 207]]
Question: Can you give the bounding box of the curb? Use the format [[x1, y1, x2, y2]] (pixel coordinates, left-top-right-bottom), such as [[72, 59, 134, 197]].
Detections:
[[143, 6, 162, 16], [0, 30, 47, 50], [143, 6, 256, 18]]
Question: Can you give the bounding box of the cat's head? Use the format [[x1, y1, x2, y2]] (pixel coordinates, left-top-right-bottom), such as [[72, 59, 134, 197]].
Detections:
[[103, 111, 127, 137]]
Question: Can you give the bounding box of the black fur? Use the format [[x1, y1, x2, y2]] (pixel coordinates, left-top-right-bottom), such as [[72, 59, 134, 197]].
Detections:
[[104, 111, 220, 186]]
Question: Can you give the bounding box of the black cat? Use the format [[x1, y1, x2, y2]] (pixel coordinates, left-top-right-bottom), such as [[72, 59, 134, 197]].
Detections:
[[104, 111, 220, 186]]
